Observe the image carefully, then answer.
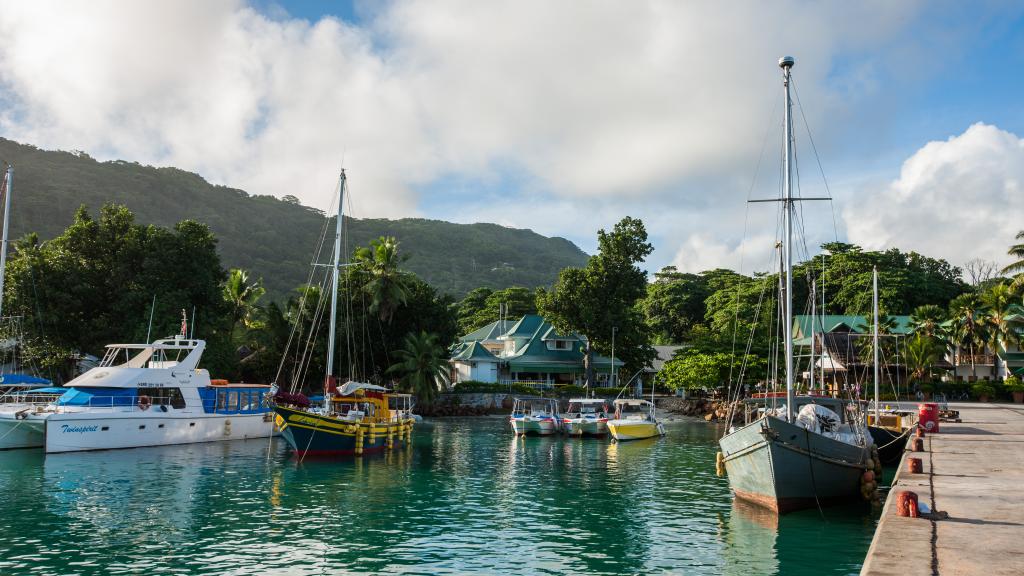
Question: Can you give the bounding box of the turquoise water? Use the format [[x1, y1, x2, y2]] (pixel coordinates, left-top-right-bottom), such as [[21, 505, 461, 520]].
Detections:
[[0, 418, 879, 575]]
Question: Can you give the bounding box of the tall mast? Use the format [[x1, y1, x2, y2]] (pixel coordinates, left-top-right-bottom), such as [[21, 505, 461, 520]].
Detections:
[[810, 280, 816, 392], [0, 166, 11, 320], [325, 170, 346, 408], [873, 265, 880, 422], [780, 56, 795, 422]]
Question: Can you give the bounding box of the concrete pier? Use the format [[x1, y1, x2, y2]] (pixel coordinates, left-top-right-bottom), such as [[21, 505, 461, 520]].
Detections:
[[861, 403, 1024, 576]]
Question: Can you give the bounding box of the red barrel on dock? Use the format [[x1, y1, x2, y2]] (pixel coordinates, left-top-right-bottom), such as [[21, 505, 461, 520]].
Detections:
[[918, 402, 939, 433]]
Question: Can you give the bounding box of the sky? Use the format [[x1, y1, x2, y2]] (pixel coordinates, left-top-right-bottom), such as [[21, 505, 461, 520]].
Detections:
[[0, 0, 1022, 278]]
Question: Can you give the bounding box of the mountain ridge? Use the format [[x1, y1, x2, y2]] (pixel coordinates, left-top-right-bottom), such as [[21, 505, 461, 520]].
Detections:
[[0, 138, 589, 298]]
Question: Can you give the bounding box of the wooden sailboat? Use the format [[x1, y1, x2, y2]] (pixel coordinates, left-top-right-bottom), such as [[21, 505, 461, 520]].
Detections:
[[272, 171, 414, 457], [717, 57, 874, 513]]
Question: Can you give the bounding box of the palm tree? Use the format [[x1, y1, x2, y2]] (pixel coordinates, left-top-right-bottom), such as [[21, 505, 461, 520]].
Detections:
[[910, 304, 946, 338], [222, 268, 266, 344], [387, 331, 449, 405], [1003, 231, 1024, 291], [904, 333, 941, 385], [949, 293, 986, 380], [1002, 230, 1024, 275], [355, 236, 412, 324], [980, 283, 1024, 379]]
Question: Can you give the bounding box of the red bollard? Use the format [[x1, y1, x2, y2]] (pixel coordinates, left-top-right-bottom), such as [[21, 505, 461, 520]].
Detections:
[[915, 426, 926, 438], [908, 457, 923, 474], [896, 491, 919, 517], [911, 438, 924, 452]]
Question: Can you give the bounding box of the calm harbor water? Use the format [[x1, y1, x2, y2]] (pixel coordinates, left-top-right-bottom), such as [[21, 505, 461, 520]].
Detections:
[[0, 417, 879, 575]]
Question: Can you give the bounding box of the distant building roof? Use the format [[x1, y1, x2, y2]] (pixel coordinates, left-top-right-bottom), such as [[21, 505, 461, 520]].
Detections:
[[451, 341, 499, 362], [458, 320, 516, 343], [793, 314, 912, 346]]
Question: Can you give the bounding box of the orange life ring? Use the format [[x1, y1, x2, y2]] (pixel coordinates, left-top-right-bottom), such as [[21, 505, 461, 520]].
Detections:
[[138, 395, 152, 410]]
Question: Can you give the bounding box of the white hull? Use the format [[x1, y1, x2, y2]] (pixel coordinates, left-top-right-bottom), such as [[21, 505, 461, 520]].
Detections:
[[0, 411, 45, 449], [44, 412, 274, 453], [510, 418, 558, 436]]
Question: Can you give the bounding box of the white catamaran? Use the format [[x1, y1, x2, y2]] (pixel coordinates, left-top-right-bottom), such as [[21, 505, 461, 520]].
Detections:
[[0, 337, 275, 453]]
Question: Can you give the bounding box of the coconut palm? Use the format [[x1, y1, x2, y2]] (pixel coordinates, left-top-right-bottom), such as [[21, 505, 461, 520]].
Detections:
[[910, 304, 946, 338], [980, 283, 1024, 379], [1002, 231, 1024, 275], [904, 333, 941, 384], [222, 268, 266, 344], [355, 236, 412, 324], [949, 293, 986, 380], [387, 331, 449, 405]]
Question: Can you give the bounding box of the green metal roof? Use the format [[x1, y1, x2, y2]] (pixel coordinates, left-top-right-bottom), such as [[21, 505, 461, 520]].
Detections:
[[459, 320, 515, 343], [793, 314, 913, 345], [997, 351, 1024, 364], [451, 341, 498, 362]]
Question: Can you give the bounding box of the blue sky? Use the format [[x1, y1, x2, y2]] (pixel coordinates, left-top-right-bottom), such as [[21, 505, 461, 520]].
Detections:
[[0, 1, 1022, 274]]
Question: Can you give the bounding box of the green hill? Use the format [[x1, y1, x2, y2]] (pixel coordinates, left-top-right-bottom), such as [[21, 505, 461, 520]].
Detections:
[[0, 138, 588, 298]]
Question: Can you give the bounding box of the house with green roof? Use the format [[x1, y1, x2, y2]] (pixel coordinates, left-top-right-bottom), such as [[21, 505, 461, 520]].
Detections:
[[450, 314, 623, 388], [794, 314, 1024, 382]]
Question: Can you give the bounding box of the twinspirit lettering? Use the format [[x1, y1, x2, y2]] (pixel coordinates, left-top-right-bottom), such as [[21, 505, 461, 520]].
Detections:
[[60, 424, 99, 434]]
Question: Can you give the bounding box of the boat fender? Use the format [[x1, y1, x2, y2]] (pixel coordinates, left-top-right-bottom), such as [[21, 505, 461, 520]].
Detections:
[[715, 451, 726, 477], [896, 491, 919, 518], [160, 405, 168, 412], [224, 418, 232, 436], [908, 457, 923, 474], [138, 395, 152, 411]]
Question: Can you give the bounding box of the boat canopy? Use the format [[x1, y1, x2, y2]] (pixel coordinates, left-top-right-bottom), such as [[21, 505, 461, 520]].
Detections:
[[338, 381, 390, 396], [58, 387, 136, 406], [568, 398, 606, 405], [0, 374, 51, 385], [614, 399, 654, 406], [20, 387, 64, 394]]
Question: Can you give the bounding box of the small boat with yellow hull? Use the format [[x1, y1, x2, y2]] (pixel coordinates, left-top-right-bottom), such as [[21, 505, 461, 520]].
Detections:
[[607, 399, 665, 441], [274, 382, 414, 457]]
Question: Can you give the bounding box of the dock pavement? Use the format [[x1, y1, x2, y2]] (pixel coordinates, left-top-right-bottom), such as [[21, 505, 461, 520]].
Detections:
[[861, 403, 1024, 576]]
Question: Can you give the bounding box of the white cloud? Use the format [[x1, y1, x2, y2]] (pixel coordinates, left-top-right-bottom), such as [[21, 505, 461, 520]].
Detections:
[[0, 0, 1011, 271], [844, 123, 1024, 270]]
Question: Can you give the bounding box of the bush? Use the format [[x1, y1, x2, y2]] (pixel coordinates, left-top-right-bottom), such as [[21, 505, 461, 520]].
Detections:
[[971, 383, 996, 400], [555, 385, 587, 397], [450, 381, 538, 395], [1003, 375, 1024, 392]]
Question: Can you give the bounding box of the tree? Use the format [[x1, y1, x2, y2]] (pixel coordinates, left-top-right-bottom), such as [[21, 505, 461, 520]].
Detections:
[[655, 350, 766, 392], [453, 286, 537, 334], [639, 266, 711, 344], [222, 268, 265, 344], [948, 293, 986, 381], [980, 283, 1024, 379], [910, 304, 946, 338], [387, 331, 449, 405], [964, 258, 999, 287], [904, 333, 941, 384], [538, 217, 656, 386], [354, 236, 412, 324], [4, 204, 233, 380], [1002, 231, 1024, 275]]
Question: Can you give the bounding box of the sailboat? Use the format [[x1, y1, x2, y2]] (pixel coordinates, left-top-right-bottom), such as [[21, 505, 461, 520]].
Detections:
[[272, 171, 415, 457], [717, 57, 874, 513], [866, 267, 912, 464], [0, 166, 57, 450]]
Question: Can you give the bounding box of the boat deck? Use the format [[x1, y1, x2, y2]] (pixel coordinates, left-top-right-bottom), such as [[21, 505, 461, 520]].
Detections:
[[861, 403, 1024, 575]]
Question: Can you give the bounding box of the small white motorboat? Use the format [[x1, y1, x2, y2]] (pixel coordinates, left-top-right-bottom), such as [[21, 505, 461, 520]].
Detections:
[[509, 397, 561, 436]]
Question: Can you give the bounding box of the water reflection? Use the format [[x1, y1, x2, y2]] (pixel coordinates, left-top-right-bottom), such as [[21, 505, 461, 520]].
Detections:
[[0, 418, 876, 575]]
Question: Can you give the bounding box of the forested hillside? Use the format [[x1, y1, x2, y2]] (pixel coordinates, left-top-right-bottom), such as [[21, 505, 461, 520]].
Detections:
[[0, 138, 588, 297]]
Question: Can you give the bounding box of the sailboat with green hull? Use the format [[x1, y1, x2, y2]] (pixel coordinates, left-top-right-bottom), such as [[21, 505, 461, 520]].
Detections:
[[717, 57, 874, 513]]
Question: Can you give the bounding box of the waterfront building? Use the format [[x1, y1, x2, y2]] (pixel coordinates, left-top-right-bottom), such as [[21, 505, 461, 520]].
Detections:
[[450, 314, 622, 389]]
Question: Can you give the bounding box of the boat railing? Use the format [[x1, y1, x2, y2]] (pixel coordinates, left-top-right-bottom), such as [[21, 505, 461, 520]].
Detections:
[[0, 393, 61, 405]]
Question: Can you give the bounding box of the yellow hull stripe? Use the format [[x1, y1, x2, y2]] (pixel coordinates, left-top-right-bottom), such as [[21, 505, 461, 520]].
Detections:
[[608, 422, 659, 440]]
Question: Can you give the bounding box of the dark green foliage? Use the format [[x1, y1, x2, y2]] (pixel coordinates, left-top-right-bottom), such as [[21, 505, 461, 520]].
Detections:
[[0, 138, 588, 299], [387, 331, 449, 405], [453, 286, 538, 334], [450, 381, 536, 395], [5, 204, 234, 380], [639, 266, 711, 344], [538, 217, 656, 383]]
